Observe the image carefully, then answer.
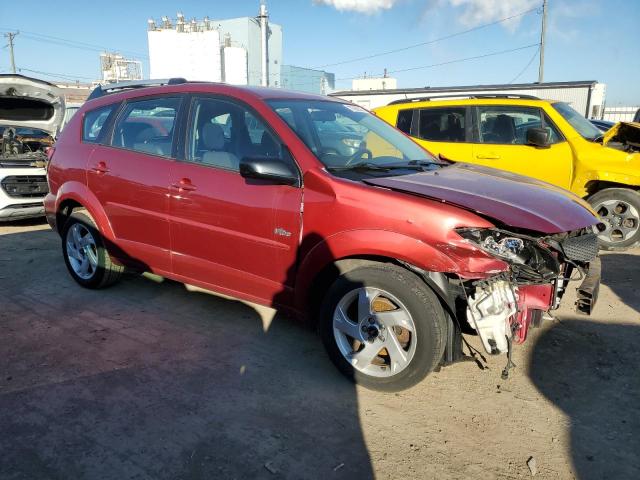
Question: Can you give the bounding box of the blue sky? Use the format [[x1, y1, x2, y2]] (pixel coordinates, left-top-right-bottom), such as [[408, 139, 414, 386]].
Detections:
[[1, 0, 638, 104]]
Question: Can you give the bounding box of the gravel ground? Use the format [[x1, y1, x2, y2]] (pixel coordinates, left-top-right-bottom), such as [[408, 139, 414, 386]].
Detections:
[[1, 219, 639, 480]]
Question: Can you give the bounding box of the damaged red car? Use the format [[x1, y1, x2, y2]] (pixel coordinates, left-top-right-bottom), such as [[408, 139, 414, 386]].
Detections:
[[44, 80, 601, 391]]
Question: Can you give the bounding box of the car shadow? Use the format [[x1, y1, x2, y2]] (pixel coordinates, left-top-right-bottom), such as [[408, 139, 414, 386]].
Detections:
[[528, 318, 640, 480], [0, 228, 373, 479], [600, 252, 640, 312]]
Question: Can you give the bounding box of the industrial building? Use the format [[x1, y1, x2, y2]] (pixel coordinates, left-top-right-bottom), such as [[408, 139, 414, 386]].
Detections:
[[147, 4, 282, 87], [280, 65, 335, 95], [332, 80, 607, 118], [100, 53, 142, 83], [146, 3, 335, 94]]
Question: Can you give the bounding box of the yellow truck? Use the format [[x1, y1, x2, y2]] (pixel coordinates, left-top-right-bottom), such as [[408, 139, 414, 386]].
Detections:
[[374, 95, 640, 250]]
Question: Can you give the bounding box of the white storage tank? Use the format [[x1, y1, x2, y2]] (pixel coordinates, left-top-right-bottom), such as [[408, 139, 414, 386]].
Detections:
[[223, 46, 248, 85]]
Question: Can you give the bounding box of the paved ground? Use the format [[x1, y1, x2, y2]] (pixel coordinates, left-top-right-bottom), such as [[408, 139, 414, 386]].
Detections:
[[1, 219, 639, 480]]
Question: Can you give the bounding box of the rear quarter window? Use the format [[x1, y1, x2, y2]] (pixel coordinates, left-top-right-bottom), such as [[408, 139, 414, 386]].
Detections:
[[82, 105, 116, 143]]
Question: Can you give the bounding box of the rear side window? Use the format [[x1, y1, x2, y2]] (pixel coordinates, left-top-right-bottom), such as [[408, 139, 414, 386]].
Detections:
[[111, 97, 181, 157], [83, 105, 115, 143], [396, 109, 413, 134], [418, 107, 466, 142]]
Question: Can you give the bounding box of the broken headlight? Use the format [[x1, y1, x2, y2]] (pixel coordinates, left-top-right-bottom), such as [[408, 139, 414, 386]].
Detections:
[[456, 227, 560, 281], [456, 228, 528, 264]]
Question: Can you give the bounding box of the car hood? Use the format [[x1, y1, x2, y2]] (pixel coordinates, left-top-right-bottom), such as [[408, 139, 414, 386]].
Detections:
[[0, 74, 65, 136], [364, 163, 599, 234]]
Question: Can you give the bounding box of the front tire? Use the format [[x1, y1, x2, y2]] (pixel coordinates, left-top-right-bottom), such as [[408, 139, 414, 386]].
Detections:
[[588, 188, 640, 250], [61, 212, 123, 288], [319, 263, 447, 392]]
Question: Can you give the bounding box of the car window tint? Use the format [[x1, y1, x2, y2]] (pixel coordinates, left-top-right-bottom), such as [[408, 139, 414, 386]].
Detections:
[[83, 105, 115, 143], [477, 106, 562, 145], [111, 97, 180, 157], [418, 107, 466, 142], [396, 109, 413, 134], [187, 97, 283, 171]]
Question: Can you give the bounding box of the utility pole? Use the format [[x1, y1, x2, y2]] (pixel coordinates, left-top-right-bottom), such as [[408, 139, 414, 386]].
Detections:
[[4, 31, 19, 74], [538, 0, 547, 83]]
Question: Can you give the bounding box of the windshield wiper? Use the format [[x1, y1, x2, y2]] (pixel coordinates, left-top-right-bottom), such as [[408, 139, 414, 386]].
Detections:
[[327, 162, 392, 172]]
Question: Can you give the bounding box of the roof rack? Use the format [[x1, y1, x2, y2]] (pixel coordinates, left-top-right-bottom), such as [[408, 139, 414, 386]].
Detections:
[[387, 93, 540, 106], [87, 78, 188, 100]]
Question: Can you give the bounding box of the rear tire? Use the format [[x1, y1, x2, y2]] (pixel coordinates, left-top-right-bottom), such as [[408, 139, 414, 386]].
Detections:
[[588, 188, 640, 251], [61, 212, 123, 288], [319, 263, 447, 392]]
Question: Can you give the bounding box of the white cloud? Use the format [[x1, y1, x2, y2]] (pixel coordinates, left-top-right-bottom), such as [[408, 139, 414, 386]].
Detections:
[[313, 0, 400, 14], [445, 0, 540, 31]]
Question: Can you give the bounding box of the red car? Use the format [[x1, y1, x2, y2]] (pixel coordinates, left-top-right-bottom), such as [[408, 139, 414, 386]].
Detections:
[[45, 79, 601, 391]]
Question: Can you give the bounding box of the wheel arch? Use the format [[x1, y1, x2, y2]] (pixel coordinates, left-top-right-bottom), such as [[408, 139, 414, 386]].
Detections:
[[584, 180, 640, 198], [294, 229, 460, 324], [54, 181, 114, 239]]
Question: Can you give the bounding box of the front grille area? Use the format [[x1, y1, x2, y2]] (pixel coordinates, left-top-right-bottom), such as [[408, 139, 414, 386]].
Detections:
[[1, 175, 49, 198], [562, 232, 599, 262]]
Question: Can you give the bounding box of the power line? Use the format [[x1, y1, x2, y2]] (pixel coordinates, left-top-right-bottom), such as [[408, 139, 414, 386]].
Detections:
[[315, 5, 541, 69], [509, 45, 540, 84], [335, 43, 540, 82], [0, 28, 148, 59], [17, 67, 95, 82]]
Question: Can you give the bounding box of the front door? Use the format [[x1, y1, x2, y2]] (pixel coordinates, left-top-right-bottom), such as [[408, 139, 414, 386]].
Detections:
[[168, 96, 303, 306], [87, 95, 183, 273], [471, 105, 573, 189]]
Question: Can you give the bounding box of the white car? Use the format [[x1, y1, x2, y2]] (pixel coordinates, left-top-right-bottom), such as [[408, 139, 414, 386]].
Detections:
[[0, 75, 65, 221]]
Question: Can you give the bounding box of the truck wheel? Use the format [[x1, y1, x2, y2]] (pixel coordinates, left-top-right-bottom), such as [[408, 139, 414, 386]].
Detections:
[[589, 188, 640, 250], [61, 212, 123, 288], [319, 263, 447, 392]]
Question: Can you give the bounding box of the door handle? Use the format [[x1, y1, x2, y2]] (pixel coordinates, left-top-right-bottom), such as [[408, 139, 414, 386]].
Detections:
[[91, 161, 109, 174], [475, 154, 501, 160], [170, 178, 197, 192]]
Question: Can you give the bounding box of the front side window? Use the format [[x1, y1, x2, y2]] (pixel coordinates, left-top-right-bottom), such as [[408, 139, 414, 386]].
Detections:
[[83, 105, 115, 143], [268, 99, 435, 170], [552, 102, 601, 141], [187, 97, 284, 171], [111, 97, 180, 157], [476, 106, 562, 145], [418, 107, 466, 142]]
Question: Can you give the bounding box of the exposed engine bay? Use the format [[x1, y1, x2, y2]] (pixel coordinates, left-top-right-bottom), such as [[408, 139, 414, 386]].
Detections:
[[0, 126, 52, 168], [456, 227, 600, 363], [603, 122, 640, 153]]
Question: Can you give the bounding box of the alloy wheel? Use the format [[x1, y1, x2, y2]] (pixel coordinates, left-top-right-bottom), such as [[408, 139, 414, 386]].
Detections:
[[66, 223, 99, 280], [333, 287, 417, 378], [593, 199, 640, 244]]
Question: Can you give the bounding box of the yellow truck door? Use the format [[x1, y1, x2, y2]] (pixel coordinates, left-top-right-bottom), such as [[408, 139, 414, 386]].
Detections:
[[471, 105, 573, 190]]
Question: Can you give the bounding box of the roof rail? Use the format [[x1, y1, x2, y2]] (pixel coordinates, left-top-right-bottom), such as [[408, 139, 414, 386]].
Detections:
[[87, 78, 188, 100], [387, 93, 540, 106]]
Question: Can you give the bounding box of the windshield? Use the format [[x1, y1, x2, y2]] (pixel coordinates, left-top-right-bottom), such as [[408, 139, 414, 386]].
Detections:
[[553, 102, 602, 141], [267, 99, 436, 170]]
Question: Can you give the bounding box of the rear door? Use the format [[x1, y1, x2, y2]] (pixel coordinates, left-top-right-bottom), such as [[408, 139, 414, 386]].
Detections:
[[395, 106, 474, 162], [168, 95, 303, 306], [471, 105, 573, 189], [87, 95, 183, 273]]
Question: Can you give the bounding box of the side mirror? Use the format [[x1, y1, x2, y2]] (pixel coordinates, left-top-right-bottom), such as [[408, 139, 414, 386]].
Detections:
[[239, 157, 300, 187], [526, 127, 550, 148]]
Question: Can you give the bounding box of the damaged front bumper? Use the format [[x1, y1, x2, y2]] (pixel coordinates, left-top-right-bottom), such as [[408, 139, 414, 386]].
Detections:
[[460, 230, 601, 356]]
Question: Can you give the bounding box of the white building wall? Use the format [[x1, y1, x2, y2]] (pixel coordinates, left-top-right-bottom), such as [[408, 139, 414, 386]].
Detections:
[[602, 107, 639, 122], [148, 29, 221, 82], [334, 83, 606, 117], [352, 77, 397, 91]]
